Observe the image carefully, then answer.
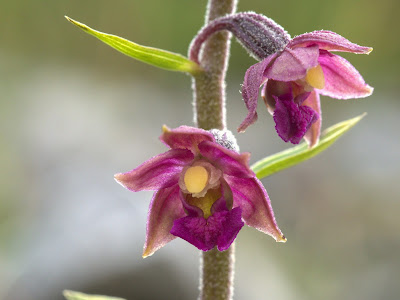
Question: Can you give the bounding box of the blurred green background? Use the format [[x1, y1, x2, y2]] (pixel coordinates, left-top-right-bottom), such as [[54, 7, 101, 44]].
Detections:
[[1, 0, 399, 299]]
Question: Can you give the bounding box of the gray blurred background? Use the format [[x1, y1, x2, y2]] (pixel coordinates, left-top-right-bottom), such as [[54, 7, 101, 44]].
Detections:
[[1, 0, 399, 299]]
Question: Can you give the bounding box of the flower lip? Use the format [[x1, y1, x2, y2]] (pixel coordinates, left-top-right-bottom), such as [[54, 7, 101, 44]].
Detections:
[[170, 187, 245, 252]]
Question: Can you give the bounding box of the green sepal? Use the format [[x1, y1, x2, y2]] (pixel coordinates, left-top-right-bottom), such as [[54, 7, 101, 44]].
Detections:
[[65, 16, 202, 75], [63, 290, 125, 300], [251, 113, 366, 179]]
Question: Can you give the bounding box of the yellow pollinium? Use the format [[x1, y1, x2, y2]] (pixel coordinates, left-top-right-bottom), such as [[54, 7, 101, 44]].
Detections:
[[306, 64, 325, 89], [184, 166, 209, 194]]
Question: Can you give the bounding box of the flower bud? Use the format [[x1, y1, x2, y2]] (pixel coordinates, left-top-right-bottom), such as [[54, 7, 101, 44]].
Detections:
[[190, 12, 291, 63], [210, 128, 240, 152], [228, 12, 290, 60]]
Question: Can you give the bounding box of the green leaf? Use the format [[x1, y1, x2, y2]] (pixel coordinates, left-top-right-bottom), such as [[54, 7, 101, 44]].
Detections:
[[63, 290, 125, 300], [251, 113, 366, 179], [65, 16, 202, 75]]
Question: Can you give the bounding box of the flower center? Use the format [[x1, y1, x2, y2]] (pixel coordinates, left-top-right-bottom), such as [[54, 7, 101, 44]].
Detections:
[[186, 188, 222, 219], [184, 166, 209, 194], [305, 64, 325, 89]]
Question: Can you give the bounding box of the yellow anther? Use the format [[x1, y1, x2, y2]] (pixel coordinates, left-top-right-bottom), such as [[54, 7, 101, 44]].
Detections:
[[306, 64, 325, 89], [184, 166, 209, 194]]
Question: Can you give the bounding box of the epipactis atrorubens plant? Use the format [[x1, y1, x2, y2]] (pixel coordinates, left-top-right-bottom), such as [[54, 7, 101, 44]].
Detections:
[[64, 7, 372, 300]]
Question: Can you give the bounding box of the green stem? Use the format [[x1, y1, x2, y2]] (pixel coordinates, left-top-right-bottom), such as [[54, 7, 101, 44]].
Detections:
[[199, 244, 236, 300], [192, 0, 238, 299]]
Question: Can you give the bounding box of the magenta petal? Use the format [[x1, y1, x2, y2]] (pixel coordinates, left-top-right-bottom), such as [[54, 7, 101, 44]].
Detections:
[[170, 207, 244, 251], [213, 207, 244, 251], [143, 185, 185, 257], [115, 149, 194, 192], [303, 90, 321, 147], [160, 125, 215, 153], [318, 51, 373, 99], [273, 97, 318, 144], [171, 216, 210, 250], [224, 175, 285, 242], [198, 141, 253, 178], [264, 45, 319, 81], [289, 30, 372, 54], [238, 54, 277, 132]]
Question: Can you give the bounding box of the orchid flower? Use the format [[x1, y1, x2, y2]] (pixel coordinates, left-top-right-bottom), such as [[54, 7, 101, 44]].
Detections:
[[115, 126, 285, 257], [239, 30, 373, 146]]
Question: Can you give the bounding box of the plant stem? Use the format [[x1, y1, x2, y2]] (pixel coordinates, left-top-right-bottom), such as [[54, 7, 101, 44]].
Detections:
[[199, 244, 236, 300], [192, 0, 237, 130], [192, 0, 238, 299]]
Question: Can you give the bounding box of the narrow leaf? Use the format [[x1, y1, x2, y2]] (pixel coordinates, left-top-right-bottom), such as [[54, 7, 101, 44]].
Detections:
[[251, 113, 366, 179], [65, 16, 202, 75], [63, 290, 125, 300]]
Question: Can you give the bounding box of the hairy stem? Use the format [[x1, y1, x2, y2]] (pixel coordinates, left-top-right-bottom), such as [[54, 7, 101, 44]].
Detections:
[[192, 0, 238, 299], [192, 0, 237, 130], [199, 244, 235, 300]]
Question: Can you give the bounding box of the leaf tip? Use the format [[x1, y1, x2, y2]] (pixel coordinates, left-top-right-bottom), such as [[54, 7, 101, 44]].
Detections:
[[64, 16, 89, 32], [62, 290, 73, 299], [64, 15, 74, 24], [349, 112, 367, 127], [359, 112, 368, 119]]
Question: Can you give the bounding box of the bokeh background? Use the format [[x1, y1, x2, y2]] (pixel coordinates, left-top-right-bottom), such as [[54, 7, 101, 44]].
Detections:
[[1, 0, 399, 299]]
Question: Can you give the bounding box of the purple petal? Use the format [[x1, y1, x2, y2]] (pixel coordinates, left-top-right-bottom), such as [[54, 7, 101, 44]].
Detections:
[[198, 141, 253, 178], [289, 30, 372, 54], [171, 215, 211, 250], [238, 54, 277, 132], [170, 206, 244, 252], [224, 175, 286, 242], [318, 51, 373, 99], [114, 149, 194, 192], [212, 207, 244, 251], [273, 97, 318, 144], [303, 91, 321, 147], [160, 125, 215, 153], [264, 45, 320, 81], [143, 185, 185, 257]]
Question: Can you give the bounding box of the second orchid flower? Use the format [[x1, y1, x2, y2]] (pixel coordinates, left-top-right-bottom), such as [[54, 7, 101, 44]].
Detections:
[[240, 30, 373, 146], [189, 13, 373, 147]]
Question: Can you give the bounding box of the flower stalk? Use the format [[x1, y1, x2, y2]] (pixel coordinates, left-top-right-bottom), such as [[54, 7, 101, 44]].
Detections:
[[193, 0, 237, 299]]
